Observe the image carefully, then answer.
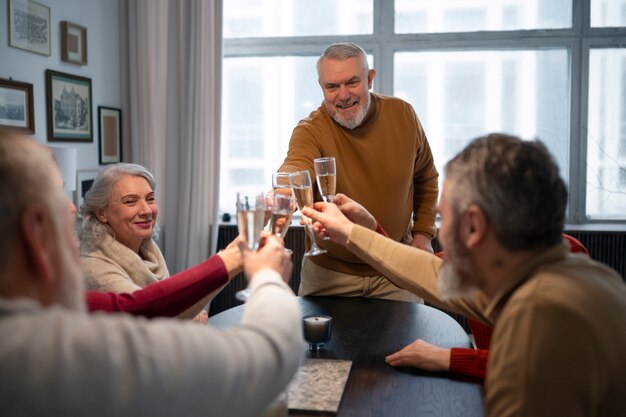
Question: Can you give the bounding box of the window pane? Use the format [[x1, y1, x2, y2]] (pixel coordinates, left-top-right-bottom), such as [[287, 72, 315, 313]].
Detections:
[[224, 0, 373, 38], [591, 0, 626, 27], [220, 56, 320, 215], [395, 0, 571, 33], [586, 49, 626, 220], [394, 50, 570, 192]]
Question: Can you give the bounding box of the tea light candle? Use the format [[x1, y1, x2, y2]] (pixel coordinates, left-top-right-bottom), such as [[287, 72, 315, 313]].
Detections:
[[302, 315, 332, 350]]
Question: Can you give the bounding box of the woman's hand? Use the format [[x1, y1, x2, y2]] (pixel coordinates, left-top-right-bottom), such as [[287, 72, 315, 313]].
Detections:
[[217, 235, 244, 279]]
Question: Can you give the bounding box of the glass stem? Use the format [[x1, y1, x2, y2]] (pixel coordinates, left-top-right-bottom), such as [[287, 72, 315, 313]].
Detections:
[[303, 216, 318, 247]]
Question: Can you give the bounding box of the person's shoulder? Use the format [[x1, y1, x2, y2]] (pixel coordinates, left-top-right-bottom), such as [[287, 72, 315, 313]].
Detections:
[[509, 257, 626, 320], [373, 93, 413, 109], [81, 250, 119, 268], [295, 103, 328, 129], [81, 250, 128, 287], [373, 93, 418, 123], [291, 103, 335, 143]]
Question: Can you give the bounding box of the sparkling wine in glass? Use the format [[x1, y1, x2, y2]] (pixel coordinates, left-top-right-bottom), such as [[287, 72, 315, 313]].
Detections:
[[289, 170, 327, 257], [269, 193, 296, 239], [235, 191, 265, 301], [314, 157, 336, 203]]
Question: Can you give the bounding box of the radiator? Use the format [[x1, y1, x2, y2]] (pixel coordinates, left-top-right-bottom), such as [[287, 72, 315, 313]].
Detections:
[[210, 225, 626, 320], [567, 231, 626, 277]]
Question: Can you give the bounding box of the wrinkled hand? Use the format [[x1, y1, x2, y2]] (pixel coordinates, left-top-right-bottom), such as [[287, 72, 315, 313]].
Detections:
[[332, 193, 376, 230], [238, 234, 293, 284], [191, 310, 209, 324], [301, 202, 355, 247], [410, 234, 434, 254], [385, 339, 451, 372]]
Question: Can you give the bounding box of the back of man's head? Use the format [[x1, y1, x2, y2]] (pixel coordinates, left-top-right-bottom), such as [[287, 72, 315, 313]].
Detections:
[[0, 129, 57, 267], [444, 133, 567, 251]]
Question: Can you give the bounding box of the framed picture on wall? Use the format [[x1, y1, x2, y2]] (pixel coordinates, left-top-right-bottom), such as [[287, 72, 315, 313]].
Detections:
[[45, 69, 93, 142], [98, 106, 122, 164], [0, 78, 35, 134], [75, 169, 99, 209], [8, 0, 51, 56], [61, 21, 88, 65]]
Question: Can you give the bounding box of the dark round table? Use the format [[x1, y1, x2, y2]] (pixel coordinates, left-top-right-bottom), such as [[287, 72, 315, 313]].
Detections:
[[210, 296, 484, 417]]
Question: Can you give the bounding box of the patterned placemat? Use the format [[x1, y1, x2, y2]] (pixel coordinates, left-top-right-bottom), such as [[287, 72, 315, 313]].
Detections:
[[287, 358, 352, 415]]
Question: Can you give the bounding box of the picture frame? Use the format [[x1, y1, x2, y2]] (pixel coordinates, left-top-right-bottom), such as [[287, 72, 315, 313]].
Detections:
[[8, 0, 51, 56], [45, 69, 93, 142], [60, 21, 88, 65], [75, 169, 99, 209], [98, 106, 122, 164], [0, 78, 35, 134]]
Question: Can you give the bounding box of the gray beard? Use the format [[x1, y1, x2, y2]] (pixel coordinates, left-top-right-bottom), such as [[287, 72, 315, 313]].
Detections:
[[437, 235, 480, 300], [438, 260, 479, 300], [328, 93, 371, 129]]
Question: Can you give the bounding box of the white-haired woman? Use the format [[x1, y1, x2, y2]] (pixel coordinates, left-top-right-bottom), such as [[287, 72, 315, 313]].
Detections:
[[79, 163, 237, 322]]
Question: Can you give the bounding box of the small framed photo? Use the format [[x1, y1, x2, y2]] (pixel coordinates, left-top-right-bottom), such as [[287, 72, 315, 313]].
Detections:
[[75, 169, 99, 209], [8, 0, 51, 56], [60, 21, 88, 65], [45, 69, 93, 142], [0, 78, 35, 134], [98, 106, 122, 164]]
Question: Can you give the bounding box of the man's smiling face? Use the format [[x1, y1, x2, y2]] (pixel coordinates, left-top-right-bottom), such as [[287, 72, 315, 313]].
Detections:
[[318, 55, 375, 129]]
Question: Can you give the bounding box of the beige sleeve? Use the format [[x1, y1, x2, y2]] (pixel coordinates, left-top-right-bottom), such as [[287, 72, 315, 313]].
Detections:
[[347, 225, 443, 303], [346, 224, 490, 322]]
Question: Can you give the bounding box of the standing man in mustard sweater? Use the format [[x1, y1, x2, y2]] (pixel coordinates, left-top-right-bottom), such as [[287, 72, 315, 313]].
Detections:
[[279, 42, 439, 302]]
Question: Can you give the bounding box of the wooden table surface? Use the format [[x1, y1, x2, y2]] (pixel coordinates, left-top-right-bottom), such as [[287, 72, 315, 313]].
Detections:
[[210, 296, 484, 417]]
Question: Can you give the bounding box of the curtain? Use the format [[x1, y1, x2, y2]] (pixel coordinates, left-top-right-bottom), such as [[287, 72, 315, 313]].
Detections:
[[120, 0, 222, 273]]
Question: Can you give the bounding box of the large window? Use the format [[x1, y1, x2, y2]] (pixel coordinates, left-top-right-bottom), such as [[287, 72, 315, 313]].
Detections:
[[587, 48, 626, 219], [395, 50, 570, 185], [394, 0, 572, 33], [220, 56, 319, 209], [223, 0, 373, 38], [221, 0, 626, 223]]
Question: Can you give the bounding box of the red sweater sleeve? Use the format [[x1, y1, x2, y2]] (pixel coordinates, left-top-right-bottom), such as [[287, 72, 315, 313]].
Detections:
[[449, 348, 489, 379], [85, 255, 229, 318], [375, 221, 389, 237]]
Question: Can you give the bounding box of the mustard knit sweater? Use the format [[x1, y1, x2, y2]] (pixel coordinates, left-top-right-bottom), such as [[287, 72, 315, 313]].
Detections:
[[280, 93, 439, 275]]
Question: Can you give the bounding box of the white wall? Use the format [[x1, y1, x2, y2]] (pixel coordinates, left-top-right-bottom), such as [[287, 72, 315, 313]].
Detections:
[[0, 0, 121, 178]]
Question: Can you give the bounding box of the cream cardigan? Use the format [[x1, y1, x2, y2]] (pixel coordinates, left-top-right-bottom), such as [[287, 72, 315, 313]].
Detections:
[[82, 233, 210, 319]]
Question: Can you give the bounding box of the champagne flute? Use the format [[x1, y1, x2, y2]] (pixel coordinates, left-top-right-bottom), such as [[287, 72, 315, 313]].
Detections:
[[272, 172, 295, 255], [313, 157, 336, 240], [289, 170, 327, 257], [314, 157, 336, 203], [235, 191, 265, 301]]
